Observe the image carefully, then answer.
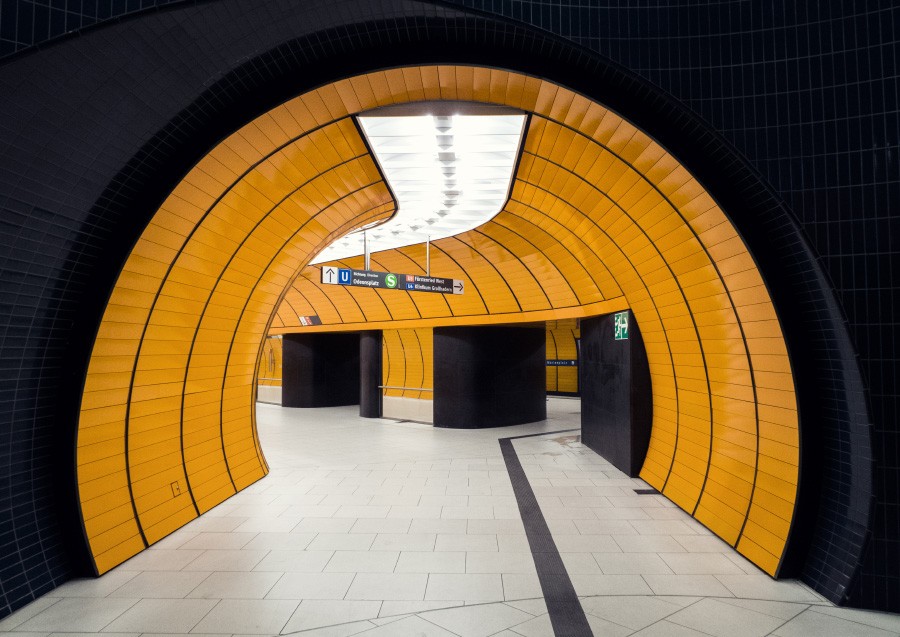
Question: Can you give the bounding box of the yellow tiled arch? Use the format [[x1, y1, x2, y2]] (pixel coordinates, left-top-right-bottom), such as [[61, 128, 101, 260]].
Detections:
[[79, 66, 798, 577]]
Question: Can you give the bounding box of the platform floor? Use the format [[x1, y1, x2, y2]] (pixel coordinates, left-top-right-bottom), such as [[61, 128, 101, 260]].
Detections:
[[1, 398, 898, 636]]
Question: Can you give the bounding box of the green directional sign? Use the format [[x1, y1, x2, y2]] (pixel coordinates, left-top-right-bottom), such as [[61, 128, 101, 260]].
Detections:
[[614, 311, 629, 340], [385, 273, 398, 288]]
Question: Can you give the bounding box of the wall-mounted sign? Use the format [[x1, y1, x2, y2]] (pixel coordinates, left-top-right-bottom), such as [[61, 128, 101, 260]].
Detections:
[[322, 267, 463, 295], [298, 315, 321, 326], [546, 360, 577, 366], [614, 311, 629, 340]]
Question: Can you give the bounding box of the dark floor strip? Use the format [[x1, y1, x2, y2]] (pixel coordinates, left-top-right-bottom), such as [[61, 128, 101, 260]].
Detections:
[[500, 429, 594, 637]]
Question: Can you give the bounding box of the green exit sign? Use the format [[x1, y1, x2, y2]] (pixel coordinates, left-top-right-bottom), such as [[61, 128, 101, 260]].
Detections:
[[614, 312, 629, 340]]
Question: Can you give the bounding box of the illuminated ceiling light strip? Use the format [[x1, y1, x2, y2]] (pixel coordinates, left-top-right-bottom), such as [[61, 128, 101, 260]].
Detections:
[[311, 111, 527, 264]]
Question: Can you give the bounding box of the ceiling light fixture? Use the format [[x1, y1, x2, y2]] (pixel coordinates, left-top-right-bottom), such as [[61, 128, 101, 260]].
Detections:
[[311, 108, 526, 265]]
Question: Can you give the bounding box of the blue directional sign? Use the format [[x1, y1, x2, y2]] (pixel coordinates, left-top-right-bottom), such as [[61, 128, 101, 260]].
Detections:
[[321, 267, 463, 295]]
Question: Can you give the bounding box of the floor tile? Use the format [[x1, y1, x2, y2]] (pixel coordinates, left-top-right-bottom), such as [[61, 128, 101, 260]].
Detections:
[[44, 569, 138, 597], [630, 619, 712, 636], [467, 519, 525, 535], [266, 572, 355, 600], [0, 597, 61, 631], [612, 535, 686, 553], [409, 519, 468, 535], [630, 520, 699, 535], [667, 598, 785, 637], [773, 608, 898, 637], [370, 533, 436, 551], [435, 534, 497, 552], [388, 506, 442, 519], [395, 551, 466, 574], [580, 595, 683, 630], [334, 506, 390, 519], [108, 571, 210, 598], [572, 519, 638, 535], [242, 531, 316, 550], [379, 601, 465, 617], [420, 602, 533, 637], [293, 518, 357, 533], [286, 620, 377, 636], [281, 600, 382, 633], [182, 549, 268, 571], [102, 599, 217, 633], [180, 532, 258, 550], [593, 552, 673, 575], [570, 574, 653, 596], [425, 574, 504, 602], [352, 615, 458, 636], [809, 605, 900, 632], [714, 575, 823, 602], [642, 574, 734, 597], [324, 551, 400, 573], [465, 551, 536, 574], [552, 534, 620, 553], [502, 574, 544, 601], [117, 549, 205, 571], [15, 598, 136, 632], [497, 535, 531, 552], [345, 573, 428, 601], [191, 599, 299, 634], [659, 553, 746, 575], [717, 597, 808, 621], [350, 518, 413, 534], [187, 571, 281, 598], [253, 549, 334, 572], [308, 533, 377, 551], [233, 518, 298, 533]]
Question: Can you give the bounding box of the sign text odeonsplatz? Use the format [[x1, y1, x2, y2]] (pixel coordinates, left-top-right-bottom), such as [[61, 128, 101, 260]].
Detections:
[[321, 267, 464, 295], [614, 311, 629, 340]]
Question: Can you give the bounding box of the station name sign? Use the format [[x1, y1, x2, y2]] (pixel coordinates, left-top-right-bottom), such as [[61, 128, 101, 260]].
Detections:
[[322, 266, 464, 295]]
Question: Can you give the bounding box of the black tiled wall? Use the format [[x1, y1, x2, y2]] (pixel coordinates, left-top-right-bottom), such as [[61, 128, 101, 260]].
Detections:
[[0, 0, 896, 616], [433, 326, 546, 429]]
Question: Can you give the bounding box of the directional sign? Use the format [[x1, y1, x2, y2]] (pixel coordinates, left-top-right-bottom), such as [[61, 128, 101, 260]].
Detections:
[[322, 266, 339, 285], [614, 311, 629, 340], [323, 268, 464, 295], [546, 359, 577, 366]]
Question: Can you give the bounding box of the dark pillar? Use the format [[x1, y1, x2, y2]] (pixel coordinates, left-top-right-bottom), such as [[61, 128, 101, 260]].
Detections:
[[580, 310, 652, 477], [282, 333, 359, 408], [433, 325, 546, 428], [359, 330, 382, 418]]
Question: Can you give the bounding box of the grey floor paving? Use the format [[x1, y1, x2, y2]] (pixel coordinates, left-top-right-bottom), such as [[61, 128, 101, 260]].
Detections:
[[1, 399, 898, 637]]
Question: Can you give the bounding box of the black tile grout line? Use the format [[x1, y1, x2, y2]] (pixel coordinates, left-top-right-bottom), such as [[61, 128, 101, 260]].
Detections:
[[500, 428, 595, 637]]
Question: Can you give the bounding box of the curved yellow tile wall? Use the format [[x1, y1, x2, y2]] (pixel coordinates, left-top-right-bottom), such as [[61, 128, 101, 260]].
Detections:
[[382, 329, 433, 399], [547, 320, 579, 394], [257, 337, 282, 387], [78, 109, 394, 573], [80, 65, 798, 578]]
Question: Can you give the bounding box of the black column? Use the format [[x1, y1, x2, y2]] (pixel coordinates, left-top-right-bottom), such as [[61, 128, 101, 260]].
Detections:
[[282, 333, 359, 408], [580, 311, 652, 477], [433, 325, 546, 428], [359, 330, 382, 418]]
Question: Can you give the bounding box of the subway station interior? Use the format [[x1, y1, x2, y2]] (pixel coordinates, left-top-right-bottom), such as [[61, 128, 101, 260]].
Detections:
[[1, 2, 898, 636]]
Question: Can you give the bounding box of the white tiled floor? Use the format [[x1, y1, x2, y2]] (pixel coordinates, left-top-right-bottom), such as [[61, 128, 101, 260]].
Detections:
[[2, 398, 899, 636]]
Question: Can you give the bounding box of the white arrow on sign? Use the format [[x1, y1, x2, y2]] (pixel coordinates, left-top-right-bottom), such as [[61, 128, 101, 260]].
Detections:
[[322, 266, 339, 285], [453, 280, 464, 295]]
